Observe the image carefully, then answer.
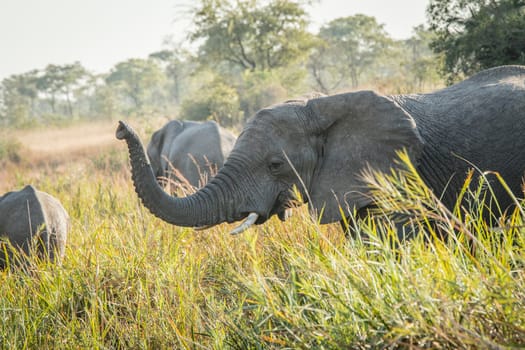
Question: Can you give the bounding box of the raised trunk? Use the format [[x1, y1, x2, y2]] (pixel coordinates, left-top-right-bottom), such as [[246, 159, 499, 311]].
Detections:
[[116, 121, 227, 227]]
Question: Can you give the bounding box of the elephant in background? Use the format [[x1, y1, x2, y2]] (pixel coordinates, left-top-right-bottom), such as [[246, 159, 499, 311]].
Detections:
[[0, 185, 69, 268], [147, 120, 237, 189], [117, 65, 525, 236]]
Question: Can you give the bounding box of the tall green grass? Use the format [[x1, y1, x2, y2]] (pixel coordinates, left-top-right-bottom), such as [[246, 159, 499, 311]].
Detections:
[[0, 151, 523, 349]]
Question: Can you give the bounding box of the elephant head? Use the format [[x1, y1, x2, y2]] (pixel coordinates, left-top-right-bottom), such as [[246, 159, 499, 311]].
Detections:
[[117, 90, 423, 232], [147, 120, 184, 180]]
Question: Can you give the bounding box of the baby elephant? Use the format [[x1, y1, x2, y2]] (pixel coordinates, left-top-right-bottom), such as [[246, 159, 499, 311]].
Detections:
[[0, 185, 69, 268]]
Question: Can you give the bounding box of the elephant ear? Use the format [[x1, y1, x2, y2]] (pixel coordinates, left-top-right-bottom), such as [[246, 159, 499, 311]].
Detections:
[[147, 120, 183, 177], [147, 128, 165, 176], [306, 91, 423, 223]]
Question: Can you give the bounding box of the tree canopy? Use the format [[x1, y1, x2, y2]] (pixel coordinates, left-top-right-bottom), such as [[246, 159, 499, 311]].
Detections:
[[105, 58, 166, 110], [428, 0, 525, 81], [1, 0, 450, 128], [308, 14, 392, 92], [190, 0, 315, 71], [37, 62, 87, 116]]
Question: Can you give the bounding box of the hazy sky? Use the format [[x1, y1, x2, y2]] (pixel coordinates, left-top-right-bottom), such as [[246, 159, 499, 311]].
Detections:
[[0, 0, 429, 81]]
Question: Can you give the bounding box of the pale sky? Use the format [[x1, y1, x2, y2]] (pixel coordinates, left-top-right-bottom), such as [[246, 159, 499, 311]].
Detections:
[[0, 0, 429, 81]]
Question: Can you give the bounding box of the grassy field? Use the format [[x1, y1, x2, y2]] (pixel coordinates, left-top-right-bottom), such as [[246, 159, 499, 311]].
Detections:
[[0, 121, 524, 349]]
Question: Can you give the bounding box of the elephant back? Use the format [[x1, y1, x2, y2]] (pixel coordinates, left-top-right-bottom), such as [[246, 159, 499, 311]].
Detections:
[[0, 185, 68, 268], [393, 65, 525, 211]]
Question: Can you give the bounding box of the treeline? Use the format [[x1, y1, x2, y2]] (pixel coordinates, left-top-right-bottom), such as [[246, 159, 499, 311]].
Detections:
[[1, 0, 524, 128]]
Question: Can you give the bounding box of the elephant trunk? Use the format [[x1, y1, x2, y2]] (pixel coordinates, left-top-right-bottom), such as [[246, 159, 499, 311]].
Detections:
[[116, 121, 228, 227]]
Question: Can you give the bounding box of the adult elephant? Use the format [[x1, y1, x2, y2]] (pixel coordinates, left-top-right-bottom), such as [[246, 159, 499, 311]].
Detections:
[[0, 185, 69, 268], [116, 66, 525, 235], [147, 120, 237, 188]]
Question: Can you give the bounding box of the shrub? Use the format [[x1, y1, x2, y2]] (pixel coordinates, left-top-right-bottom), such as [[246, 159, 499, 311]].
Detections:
[[239, 69, 296, 119], [180, 80, 242, 127], [0, 136, 22, 163]]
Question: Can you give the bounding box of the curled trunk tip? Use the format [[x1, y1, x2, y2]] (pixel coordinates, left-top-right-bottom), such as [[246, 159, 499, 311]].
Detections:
[[116, 120, 134, 140]]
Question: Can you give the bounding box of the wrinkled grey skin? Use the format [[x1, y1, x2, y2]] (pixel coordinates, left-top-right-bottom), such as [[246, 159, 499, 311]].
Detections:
[[116, 66, 525, 234], [147, 120, 237, 188], [0, 185, 69, 268]]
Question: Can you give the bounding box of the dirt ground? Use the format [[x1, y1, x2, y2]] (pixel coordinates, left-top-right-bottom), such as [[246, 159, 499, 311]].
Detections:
[[13, 121, 119, 155], [0, 120, 126, 192]]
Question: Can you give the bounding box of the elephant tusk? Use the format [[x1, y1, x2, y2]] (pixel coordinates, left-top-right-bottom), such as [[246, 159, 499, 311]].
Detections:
[[230, 212, 259, 235], [278, 208, 293, 221]]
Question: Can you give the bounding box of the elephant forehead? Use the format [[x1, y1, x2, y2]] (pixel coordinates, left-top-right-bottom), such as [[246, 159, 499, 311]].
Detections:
[[233, 132, 311, 168], [253, 102, 302, 120], [239, 121, 306, 147], [248, 111, 306, 136]]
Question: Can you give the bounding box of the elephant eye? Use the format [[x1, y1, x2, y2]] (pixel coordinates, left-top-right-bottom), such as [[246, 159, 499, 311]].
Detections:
[[269, 160, 284, 172]]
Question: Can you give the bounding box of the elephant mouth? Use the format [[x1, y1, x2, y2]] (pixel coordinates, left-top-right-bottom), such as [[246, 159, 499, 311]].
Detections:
[[226, 188, 305, 234], [235, 191, 295, 225], [267, 189, 304, 222], [239, 207, 287, 227]]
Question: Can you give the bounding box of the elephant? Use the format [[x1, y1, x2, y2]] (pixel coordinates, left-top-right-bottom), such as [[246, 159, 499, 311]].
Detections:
[[116, 65, 525, 236], [0, 185, 69, 268], [147, 120, 237, 189]]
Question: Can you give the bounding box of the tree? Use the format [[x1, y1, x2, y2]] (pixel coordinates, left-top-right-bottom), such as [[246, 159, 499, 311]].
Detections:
[[105, 58, 166, 111], [0, 70, 39, 126], [398, 25, 441, 91], [308, 14, 392, 92], [37, 62, 88, 116], [86, 75, 119, 120], [307, 37, 343, 93], [190, 0, 314, 72], [238, 68, 292, 117], [149, 48, 193, 104], [180, 79, 242, 127], [428, 0, 525, 82]]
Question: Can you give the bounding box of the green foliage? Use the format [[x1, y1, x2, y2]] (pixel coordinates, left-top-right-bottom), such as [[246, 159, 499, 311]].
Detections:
[[180, 79, 242, 127], [428, 0, 525, 82], [191, 0, 315, 71], [37, 62, 88, 116], [0, 2, 451, 127], [0, 150, 524, 348], [373, 25, 442, 93], [309, 14, 393, 91], [106, 58, 167, 112], [0, 70, 39, 127], [399, 26, 442, 91], [0, 63, 89, 127], [89, 83, 119, 120], [238, 69, 293, 118], [149, 48, 193, 104]]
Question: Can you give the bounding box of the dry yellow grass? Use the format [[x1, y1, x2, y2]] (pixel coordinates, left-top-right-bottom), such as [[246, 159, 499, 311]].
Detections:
[[12, 120, 118, 154], [0, 121, 524, 348], [0, 120, 124, 192]]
